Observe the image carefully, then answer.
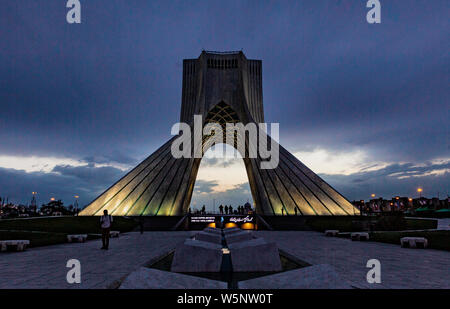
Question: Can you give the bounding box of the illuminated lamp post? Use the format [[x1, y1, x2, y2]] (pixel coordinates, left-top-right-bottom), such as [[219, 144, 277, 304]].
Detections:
[[31, 192, 37, 213], [74, 195, 79, 215], [417, 188, 423, 198]]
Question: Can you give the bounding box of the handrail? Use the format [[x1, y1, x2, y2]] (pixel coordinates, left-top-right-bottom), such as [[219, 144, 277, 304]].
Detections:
[[256, 214, 274, 230], [171, 213, 189, 231]]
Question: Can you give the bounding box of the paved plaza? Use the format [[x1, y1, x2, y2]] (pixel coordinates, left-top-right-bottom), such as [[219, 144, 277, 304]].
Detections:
[[256, 231, 450, 289], [0, 231, 449, 289], [0, 232, 191, 289]]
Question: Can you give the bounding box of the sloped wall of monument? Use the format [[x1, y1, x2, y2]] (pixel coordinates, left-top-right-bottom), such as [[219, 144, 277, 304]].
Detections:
[[79, 50, 359, 217], [79, 135, 359, 216], [79, 137, 200, 216], [244, 146, 358, 216]]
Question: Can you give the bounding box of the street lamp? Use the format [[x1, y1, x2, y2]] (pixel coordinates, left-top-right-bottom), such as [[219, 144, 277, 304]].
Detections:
[[417, 188, 423, 198], [74, 195, 79, 215], [371, 193, 375, 198], [31, 192, 37, 213]]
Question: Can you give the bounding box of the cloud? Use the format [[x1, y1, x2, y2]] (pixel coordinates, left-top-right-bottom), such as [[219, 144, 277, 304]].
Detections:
[[200, 157, 235, 168], [0, 154, 133, 175], [319, 160, 450, 200], [293, 148, 390, 176], [0, 164, 126, 207], [51, 164, 126, 186], [195, 144, 250, 193], [193, 180, 218, 194], [0, 155, 85, 173], [83, 150, 139, 166], [191, 180, 253, 211], [0, 1, 448, 209]]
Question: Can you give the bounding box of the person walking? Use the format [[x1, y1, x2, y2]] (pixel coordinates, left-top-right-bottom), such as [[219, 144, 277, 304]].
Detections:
[[100, 209, 113, 250]]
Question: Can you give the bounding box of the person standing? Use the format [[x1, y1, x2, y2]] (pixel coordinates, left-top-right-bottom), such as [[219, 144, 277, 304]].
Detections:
[[100, 209, 113, 250], [225, 205, 229, 215], [219, 204, 224, 214]]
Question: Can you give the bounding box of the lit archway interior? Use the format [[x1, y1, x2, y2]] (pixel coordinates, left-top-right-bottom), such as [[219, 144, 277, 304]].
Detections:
[[191, 143, 254, 213]]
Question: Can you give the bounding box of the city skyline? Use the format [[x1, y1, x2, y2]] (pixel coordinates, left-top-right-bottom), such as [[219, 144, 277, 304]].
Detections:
[[0, 1, 448, 209]]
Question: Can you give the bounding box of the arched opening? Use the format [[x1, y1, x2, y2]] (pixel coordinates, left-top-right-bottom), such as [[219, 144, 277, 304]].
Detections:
[[190, 143, 254, 214], [202, 100, 243, 155]]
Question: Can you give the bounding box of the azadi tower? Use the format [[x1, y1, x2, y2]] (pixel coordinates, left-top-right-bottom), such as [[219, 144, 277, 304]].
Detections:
[[80, 51, 359, 217]]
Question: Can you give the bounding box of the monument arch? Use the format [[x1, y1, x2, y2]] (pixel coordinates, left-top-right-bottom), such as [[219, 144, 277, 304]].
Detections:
[[80, 51, 359, 216]]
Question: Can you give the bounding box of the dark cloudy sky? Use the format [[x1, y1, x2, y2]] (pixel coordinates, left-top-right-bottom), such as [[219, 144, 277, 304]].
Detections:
[[1, 0, 448, 210]]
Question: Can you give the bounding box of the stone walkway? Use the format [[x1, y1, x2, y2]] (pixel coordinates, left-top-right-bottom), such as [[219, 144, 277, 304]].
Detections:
[[0, 232, 191, 289], [0, 230, 448, 289], [256, 231, 450, 289]]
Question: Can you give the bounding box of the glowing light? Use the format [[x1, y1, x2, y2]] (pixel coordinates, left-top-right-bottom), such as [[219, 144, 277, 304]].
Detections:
[[74, 195, 79, 199], [417, 188, 423, 193], [396, 196, 400, 200], [408, 198, 413, 202], [50, 197, 55, 201], [371, 194, 375, 198], [225, 222, 238, 229], [207, 222, 216, 228], [241, 223, 255, 230]]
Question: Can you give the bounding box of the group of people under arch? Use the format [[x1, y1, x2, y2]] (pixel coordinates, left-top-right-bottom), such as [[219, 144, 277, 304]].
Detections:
[[218, 202, 252, 215], [190, 202, 253, 215]]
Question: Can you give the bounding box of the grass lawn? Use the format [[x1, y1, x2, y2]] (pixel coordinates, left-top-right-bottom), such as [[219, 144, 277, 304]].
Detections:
[[0, 216, 137, 234], [370, 230, 450, 251]]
